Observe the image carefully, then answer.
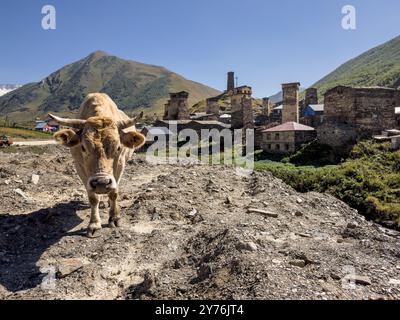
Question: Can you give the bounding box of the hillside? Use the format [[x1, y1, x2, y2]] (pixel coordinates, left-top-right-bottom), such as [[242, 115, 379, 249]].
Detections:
[[1, 145, 400, 299], [312, 35, 400, 97], [0, 51, 220, 124], [0, 84, 20, 97]]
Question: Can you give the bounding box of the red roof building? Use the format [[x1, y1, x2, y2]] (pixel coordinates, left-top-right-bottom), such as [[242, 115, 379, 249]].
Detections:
[[260, 122, 317, 154]]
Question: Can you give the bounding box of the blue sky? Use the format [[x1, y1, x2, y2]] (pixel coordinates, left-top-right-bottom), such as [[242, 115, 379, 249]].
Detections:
[[0, 0, 399, 97]]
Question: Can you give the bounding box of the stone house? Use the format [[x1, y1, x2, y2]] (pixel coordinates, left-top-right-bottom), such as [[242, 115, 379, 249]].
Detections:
[[260, 122, 316, 154]]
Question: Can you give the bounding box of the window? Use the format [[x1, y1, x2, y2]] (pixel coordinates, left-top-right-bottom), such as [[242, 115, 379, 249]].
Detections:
[[267, 144, 271, 150], [276, 144, 280, 150], [275, 133, 280, 140], [285, 144, 290, 151], [267, 133, 271, 140]]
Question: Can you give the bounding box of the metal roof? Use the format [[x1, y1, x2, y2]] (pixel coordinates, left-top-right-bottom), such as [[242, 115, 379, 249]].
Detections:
[[308, 104, 324, 112], [262, 121, 315, 132]]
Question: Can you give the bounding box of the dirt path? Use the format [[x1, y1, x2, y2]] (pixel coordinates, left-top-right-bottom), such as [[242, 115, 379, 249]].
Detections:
[[13, 140, 56, 146], [0, 145, 399, 300]]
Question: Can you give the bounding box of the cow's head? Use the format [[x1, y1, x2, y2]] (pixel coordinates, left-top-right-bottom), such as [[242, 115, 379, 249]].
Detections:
[[49, 113, 145, 194]]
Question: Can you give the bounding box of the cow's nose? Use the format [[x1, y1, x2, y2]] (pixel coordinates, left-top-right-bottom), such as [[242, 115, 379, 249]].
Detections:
[[90, 177, 112, 189]]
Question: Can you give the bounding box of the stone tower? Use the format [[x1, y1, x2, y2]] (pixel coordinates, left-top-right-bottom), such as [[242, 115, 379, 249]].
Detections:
[[227, 71, 235, 92], [163, 91, 190, 120], [282, 82, 300, 123], [206, 97, 220, 120], [231, 86, 254, 129], [304, 88, 318, 106], [261, 97, 271, 116]]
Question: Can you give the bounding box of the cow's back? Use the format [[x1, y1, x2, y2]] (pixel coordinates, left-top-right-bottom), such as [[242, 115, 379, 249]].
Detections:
[[77, 93, 134, 131]]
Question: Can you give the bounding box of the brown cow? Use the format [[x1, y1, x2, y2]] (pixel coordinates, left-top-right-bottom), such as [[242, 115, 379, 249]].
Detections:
[[49, 93, 145, 237]]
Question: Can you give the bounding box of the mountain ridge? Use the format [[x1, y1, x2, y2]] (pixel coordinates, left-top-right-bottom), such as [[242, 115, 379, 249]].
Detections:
[[311, 35, 400, 97], [0, 51, 220, 123]]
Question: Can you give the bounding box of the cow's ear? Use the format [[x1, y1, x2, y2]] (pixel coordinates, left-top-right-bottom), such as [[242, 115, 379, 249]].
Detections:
[[120, 131, 145, 149], [54, 129, 80, 147]]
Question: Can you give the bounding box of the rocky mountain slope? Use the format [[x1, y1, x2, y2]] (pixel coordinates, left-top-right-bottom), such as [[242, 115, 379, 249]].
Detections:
[[0, 51, 220, 123], [0, 84, 20, 97], [0, 145, 399, 300]]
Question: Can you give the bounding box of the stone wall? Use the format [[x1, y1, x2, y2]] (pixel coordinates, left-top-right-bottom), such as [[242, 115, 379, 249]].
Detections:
[[304, 88, 318, 106], [316, 122, 358, 147], [231, 86, 254, 130], [282, 83, 300, 123], [206, 97, 220, 120], [324, 86, 400, 138], [262, 97, 272, 116], [163, 91, 190, 120]]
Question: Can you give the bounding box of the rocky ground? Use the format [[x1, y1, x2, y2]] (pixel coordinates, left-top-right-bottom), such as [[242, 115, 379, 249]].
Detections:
[[0, 145, 400, 300]]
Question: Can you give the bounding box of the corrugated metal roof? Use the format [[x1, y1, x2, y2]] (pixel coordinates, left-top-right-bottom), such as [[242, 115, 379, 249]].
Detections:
[[262, 122, 315, 132], [395, 107, 400, 114], [35, 122, 47, 129], [308, 104, 324, 112], [273, 105, 283, 110]]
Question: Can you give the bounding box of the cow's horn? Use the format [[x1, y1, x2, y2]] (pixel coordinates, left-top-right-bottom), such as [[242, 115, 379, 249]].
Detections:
[[48, 114, 87, 128], [117, 111, 144, 130]]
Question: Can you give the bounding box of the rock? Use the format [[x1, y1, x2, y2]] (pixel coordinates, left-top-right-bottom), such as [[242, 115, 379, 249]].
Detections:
[[14, 188, 29, 200], [296, 198, 303, 204], [56, 258, 86, 278], [343, 275, 372, 286], [296, 232, 312, 238], [389, 279, 400, 286], [294, 211, 303, 217], [236, 241, 258, 252], [289, 259, 306, 268], [247, 208, 278, 218], [31, 174, 40, 185], [4, 179, 10, 185], [225, 196, 232, 205], [347, 221, 359, 229], [187, 208, 197, 217], [197, 263, 213, 281]]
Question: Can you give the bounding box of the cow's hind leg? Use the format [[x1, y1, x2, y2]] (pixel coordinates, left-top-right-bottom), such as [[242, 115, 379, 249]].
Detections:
[[108, 190, 121, 228], [87, 193, 102, 237]]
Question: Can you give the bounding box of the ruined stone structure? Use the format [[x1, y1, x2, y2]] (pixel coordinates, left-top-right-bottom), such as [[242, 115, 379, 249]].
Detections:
[[318, 86, 400, 145], [282, 82, 300, 123], [163, 91, 190, 120], [304, 88, 318, 106], [261, 97, 272, 116], [231, 86, 254, 130], [205, 96, 220, 120], [227, 72, 235, 92]]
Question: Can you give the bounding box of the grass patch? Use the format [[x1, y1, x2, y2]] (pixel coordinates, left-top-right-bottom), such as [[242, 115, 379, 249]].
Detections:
[[0, 127, 53, 140], [255, 140, 400, 227]]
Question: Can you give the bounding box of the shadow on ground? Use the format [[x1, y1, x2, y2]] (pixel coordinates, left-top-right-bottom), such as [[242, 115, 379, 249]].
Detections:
[[0, 201, 85, 292]]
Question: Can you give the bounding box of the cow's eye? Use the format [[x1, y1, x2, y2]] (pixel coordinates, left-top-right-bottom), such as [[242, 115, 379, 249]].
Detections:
[[81, 146, 86, 152], [117, 146, 121, 152]]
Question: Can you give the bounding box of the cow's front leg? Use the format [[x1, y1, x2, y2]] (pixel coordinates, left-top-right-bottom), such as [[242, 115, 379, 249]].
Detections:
[[87, 192, 102, 237], [108, 190, 121, 228]]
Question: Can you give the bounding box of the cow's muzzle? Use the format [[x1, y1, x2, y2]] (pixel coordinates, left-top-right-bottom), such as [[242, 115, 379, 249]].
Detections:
[[88, 174, 117, 194]]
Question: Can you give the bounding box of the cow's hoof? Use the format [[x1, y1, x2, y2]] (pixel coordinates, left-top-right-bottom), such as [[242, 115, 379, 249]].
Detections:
[[87, 223, 102, 238], [108, 217, 121, 228]]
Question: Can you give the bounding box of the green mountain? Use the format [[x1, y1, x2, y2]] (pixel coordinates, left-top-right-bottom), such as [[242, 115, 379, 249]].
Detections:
[[0, 51, 220, 124], [312, 35, 400, 96]]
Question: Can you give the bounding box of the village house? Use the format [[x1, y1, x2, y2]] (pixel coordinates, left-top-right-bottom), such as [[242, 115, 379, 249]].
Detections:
[[260, 122, 316, 154]]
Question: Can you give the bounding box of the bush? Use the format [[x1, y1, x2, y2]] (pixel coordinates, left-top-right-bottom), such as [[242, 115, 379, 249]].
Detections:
[[255, 141, 400, 227]]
